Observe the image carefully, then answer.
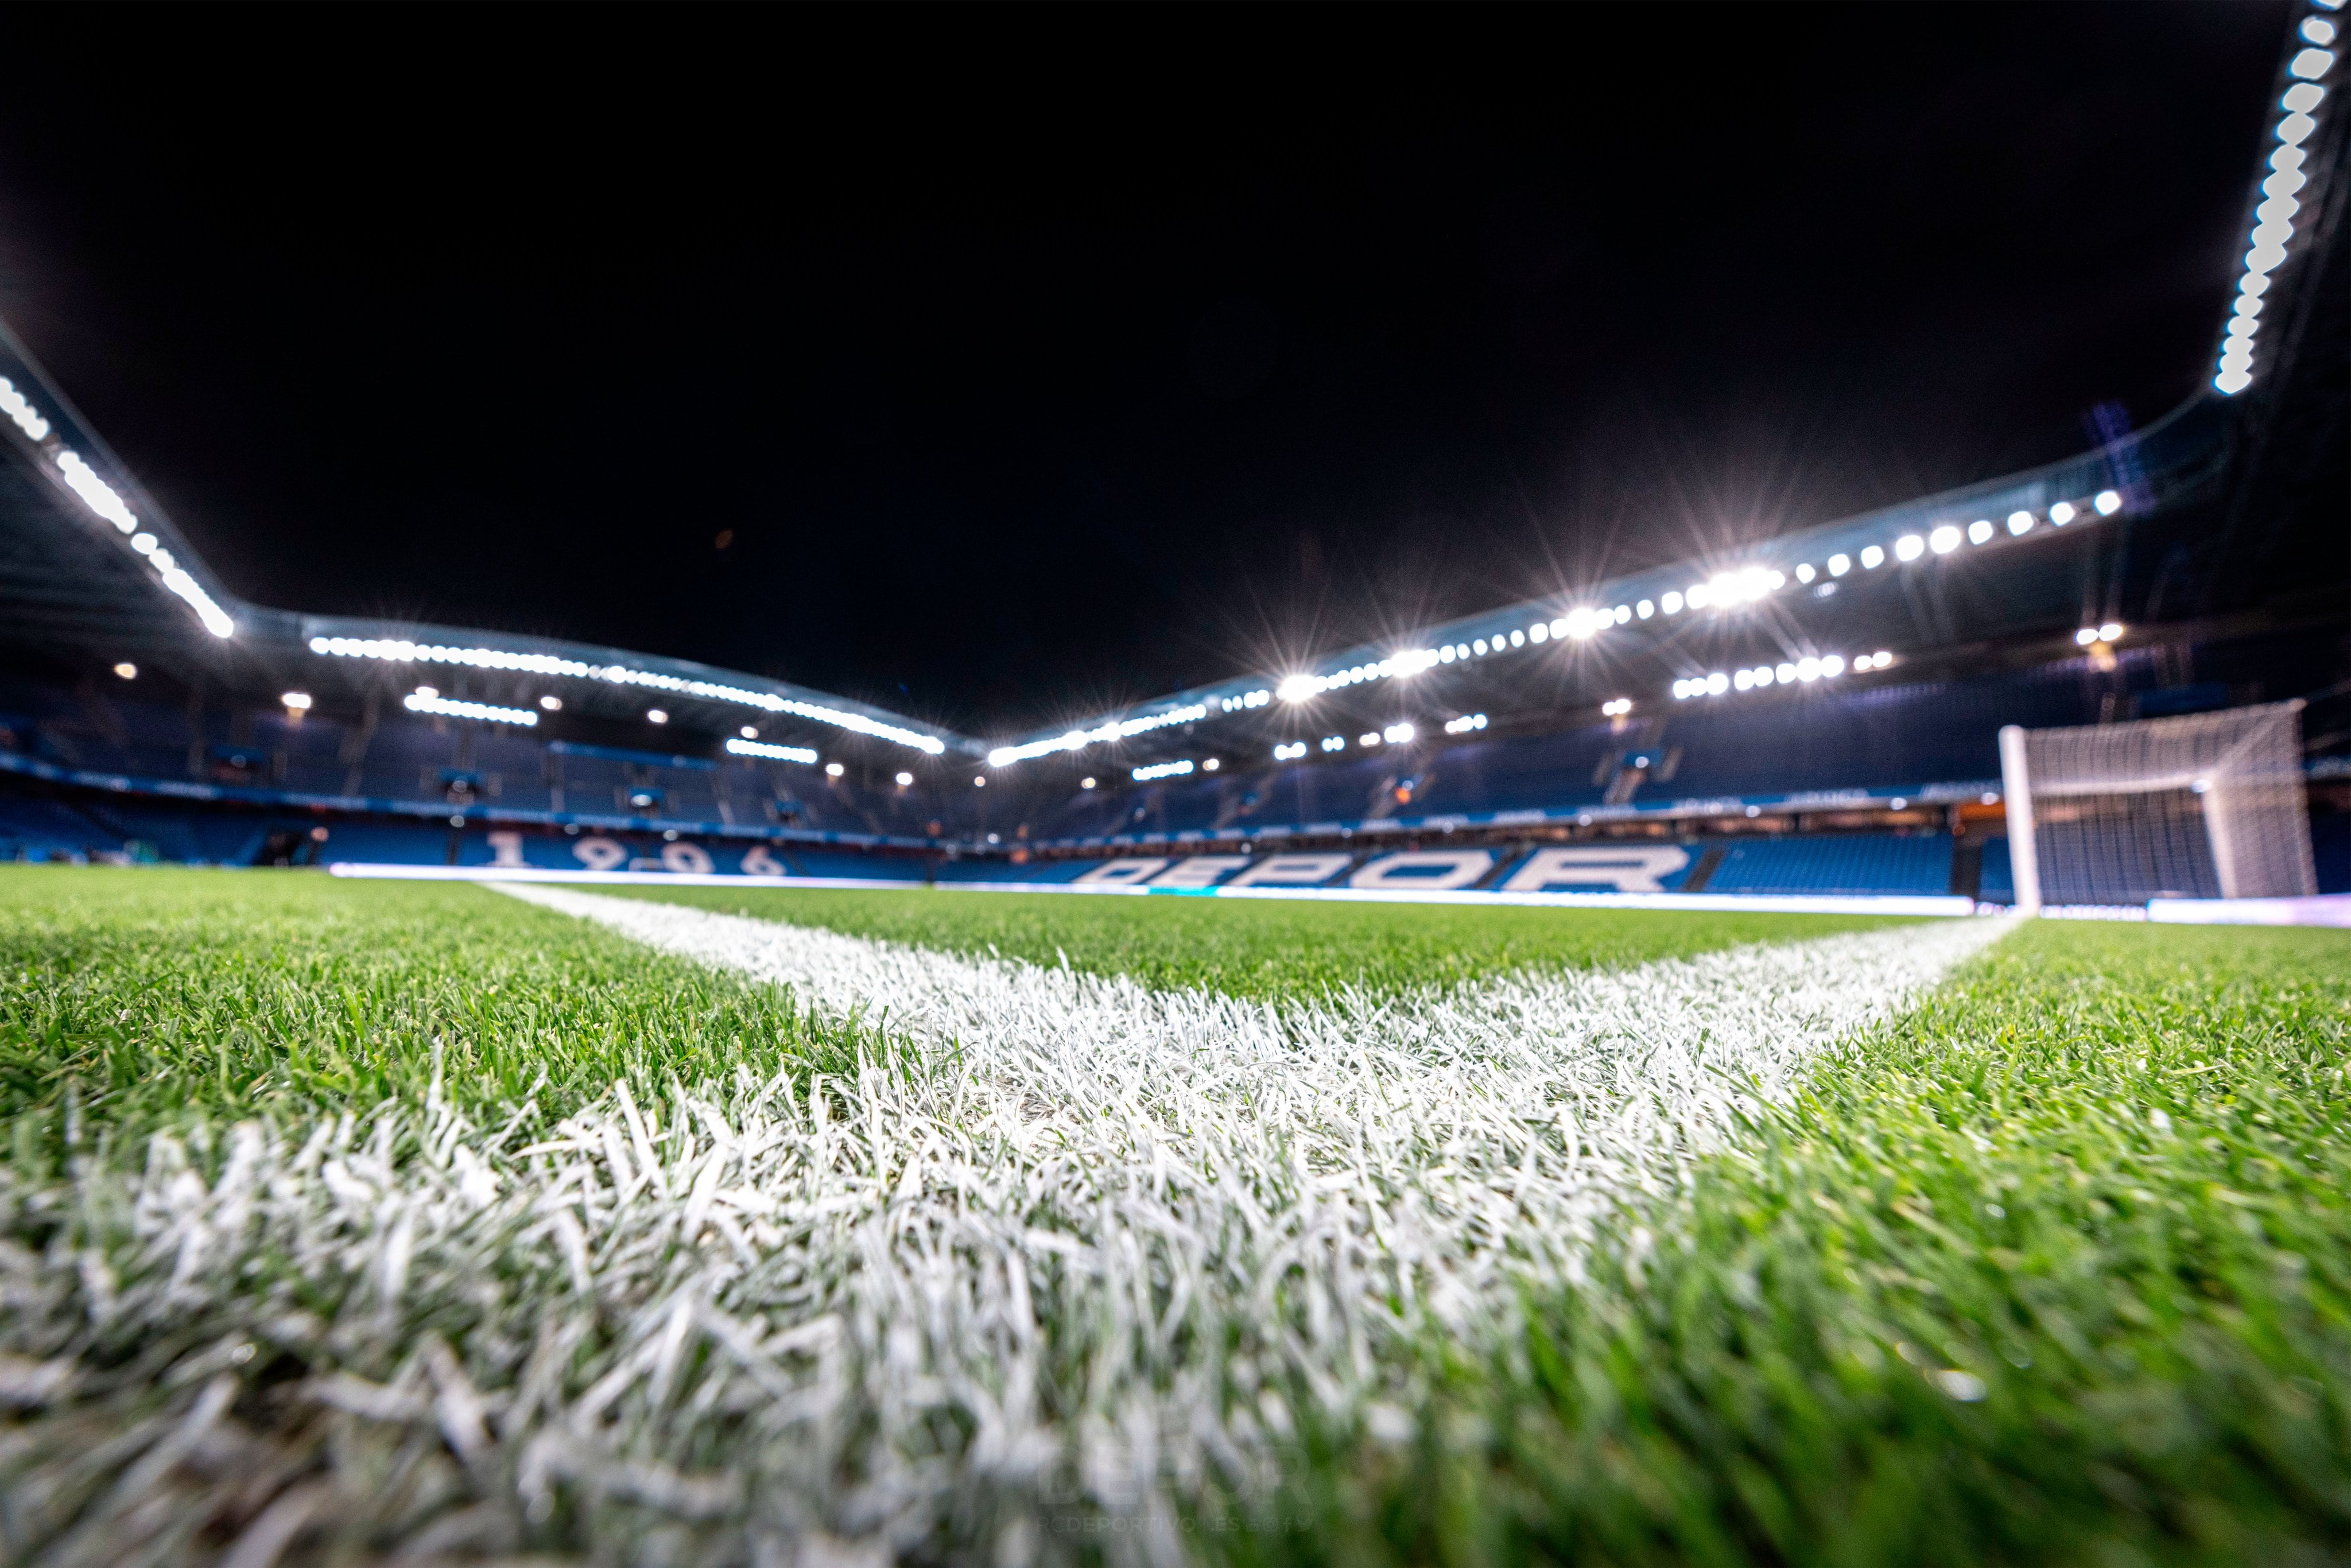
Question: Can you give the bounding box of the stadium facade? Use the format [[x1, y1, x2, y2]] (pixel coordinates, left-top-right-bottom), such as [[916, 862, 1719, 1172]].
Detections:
[[2, 18, 2345, 907]]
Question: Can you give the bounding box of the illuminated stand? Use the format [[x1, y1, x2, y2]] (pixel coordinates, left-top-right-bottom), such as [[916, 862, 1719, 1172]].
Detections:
[[1999, 703, 2318, 914]]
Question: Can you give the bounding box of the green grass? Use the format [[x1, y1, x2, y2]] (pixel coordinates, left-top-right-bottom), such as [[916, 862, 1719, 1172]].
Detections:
[[6, 866, 2348, 1563], [0, 865, 876, 1167], [1287, 919, 2351, 1566], [603, 883, 1904, 1003]]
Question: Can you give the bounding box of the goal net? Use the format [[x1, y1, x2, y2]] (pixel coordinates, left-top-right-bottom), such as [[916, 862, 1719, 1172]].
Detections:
[[1998, 700, 2315, 910]]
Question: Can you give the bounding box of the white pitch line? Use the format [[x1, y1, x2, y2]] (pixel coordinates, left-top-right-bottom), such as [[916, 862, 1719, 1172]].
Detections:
[[498, 882, 2010, 1308], [8, 887, 2009, 1562]]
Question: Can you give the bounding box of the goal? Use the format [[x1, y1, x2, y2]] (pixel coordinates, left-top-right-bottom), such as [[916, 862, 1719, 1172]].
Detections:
[[1997, 701, 2316, 911]]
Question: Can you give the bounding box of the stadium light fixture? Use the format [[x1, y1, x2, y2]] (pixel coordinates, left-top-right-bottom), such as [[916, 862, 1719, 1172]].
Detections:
[[404, 692, 537, 726], [0, 377, 51, 441], [973, 774, 986, 786], [1272, 741, 1307, 760], [1442, 713, 1487, 733], [2215, 70, 2330, 394], [1528, 621, 1549, 644], [1967, 520, 1994, 545], [1204, 756, 1221, 771], [2075, 627, 2099, 646], [1929, 526, 1961, 554], [309, 636, 948, 752], [647, 709, 668, 724], [1860, 545, 1885, 569], [895, 771, 914, 786], [2308, 17, 2338, 43], [2093, 490, 2122, 515], [2098, 621, 2124, 642], [1600, 698, 1632, 716], [1636, 598, 1655, 617], [1795, 564, 1815, 584], [282, 692, 312, 711], [1383, 721, 1415, 743], [1895, 533, 1927, 562], [1321, 736, 1345, 752], [112, 662, 135, 680], [1131, 759, 1195, 781], [1827, 554, 1850, 577], [1661, 590, 1685, 614], [727, 737, 818, 764], [739, 726, 757, 739], [540, 695, 562, 711], [825, 761, 847, 777], [1080, 776, 1097, 788]]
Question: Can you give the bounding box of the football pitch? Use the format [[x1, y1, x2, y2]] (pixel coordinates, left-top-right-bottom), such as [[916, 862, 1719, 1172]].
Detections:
[[2, 867, 2346, 1565]]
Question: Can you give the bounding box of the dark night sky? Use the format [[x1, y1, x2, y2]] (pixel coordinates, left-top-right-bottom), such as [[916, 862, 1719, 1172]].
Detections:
[[0, 4, 2291, 738]]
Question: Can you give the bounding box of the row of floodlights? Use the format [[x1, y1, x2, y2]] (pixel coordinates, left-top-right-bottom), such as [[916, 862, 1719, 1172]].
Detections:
[[309, 635, 947, 754], [1260, 494, 2120, 702], [987, 703, 1208, 767], [1267, 721, 1421, 762], [2215, 26, 2335, 395], [990, 486, 2127, 764], [1674, 652, 1886, 700], [1, 375, 236, 638]]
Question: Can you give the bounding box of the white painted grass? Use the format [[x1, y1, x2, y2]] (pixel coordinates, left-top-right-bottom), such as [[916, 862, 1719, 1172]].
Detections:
[[0, 892, 2011, 1565]]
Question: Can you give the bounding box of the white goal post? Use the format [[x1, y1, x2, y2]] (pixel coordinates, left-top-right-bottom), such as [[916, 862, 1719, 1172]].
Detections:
[[1998, 700, 2316, 913]]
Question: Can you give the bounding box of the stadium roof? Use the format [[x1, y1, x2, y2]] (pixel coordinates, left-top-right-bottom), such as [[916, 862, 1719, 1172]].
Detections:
[[1, 10, 2340, 769]]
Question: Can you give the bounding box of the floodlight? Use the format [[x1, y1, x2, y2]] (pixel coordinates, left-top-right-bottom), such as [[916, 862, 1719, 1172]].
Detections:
[[895, 771, 913, 786], [2306, 17, 2338, 44], [282, 692, 312, 711], [2282, 82, 2325, 111], [2093, 490, 2121, 515], [647, 709, 668, 724], [1661, 591, 1685, 614], [1860, 545, 1885, 569], [540, 695, 562, 711], [2009, 510, 2037, 535], [1636, 598, 1655, 616], [828, 762, 847, 777], [113, 662, 137, 680], [1204, 756, 1221, 770], [1795, 564, 1815, 584], [1081, 776, 1097, 788], [1528, 622, 1549, 643], [972, 774, 985, 786], [1822, 655, 1846, 676], [2288, 49, 2334, 79], [1929, 526, 1960, 554], [1704, 673, 1728, 695], [2076, 628, 2098, 645], [1968, 520, 1993, 545], [1895, 534, 1926, 561], [0, 376, 52, 440], [1828, 553, 1850, 577], [2098, 622, 2123, 642]]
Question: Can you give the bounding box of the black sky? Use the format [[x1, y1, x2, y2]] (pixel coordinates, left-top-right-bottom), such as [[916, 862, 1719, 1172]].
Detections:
[[0, 3, 2291, 738]]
